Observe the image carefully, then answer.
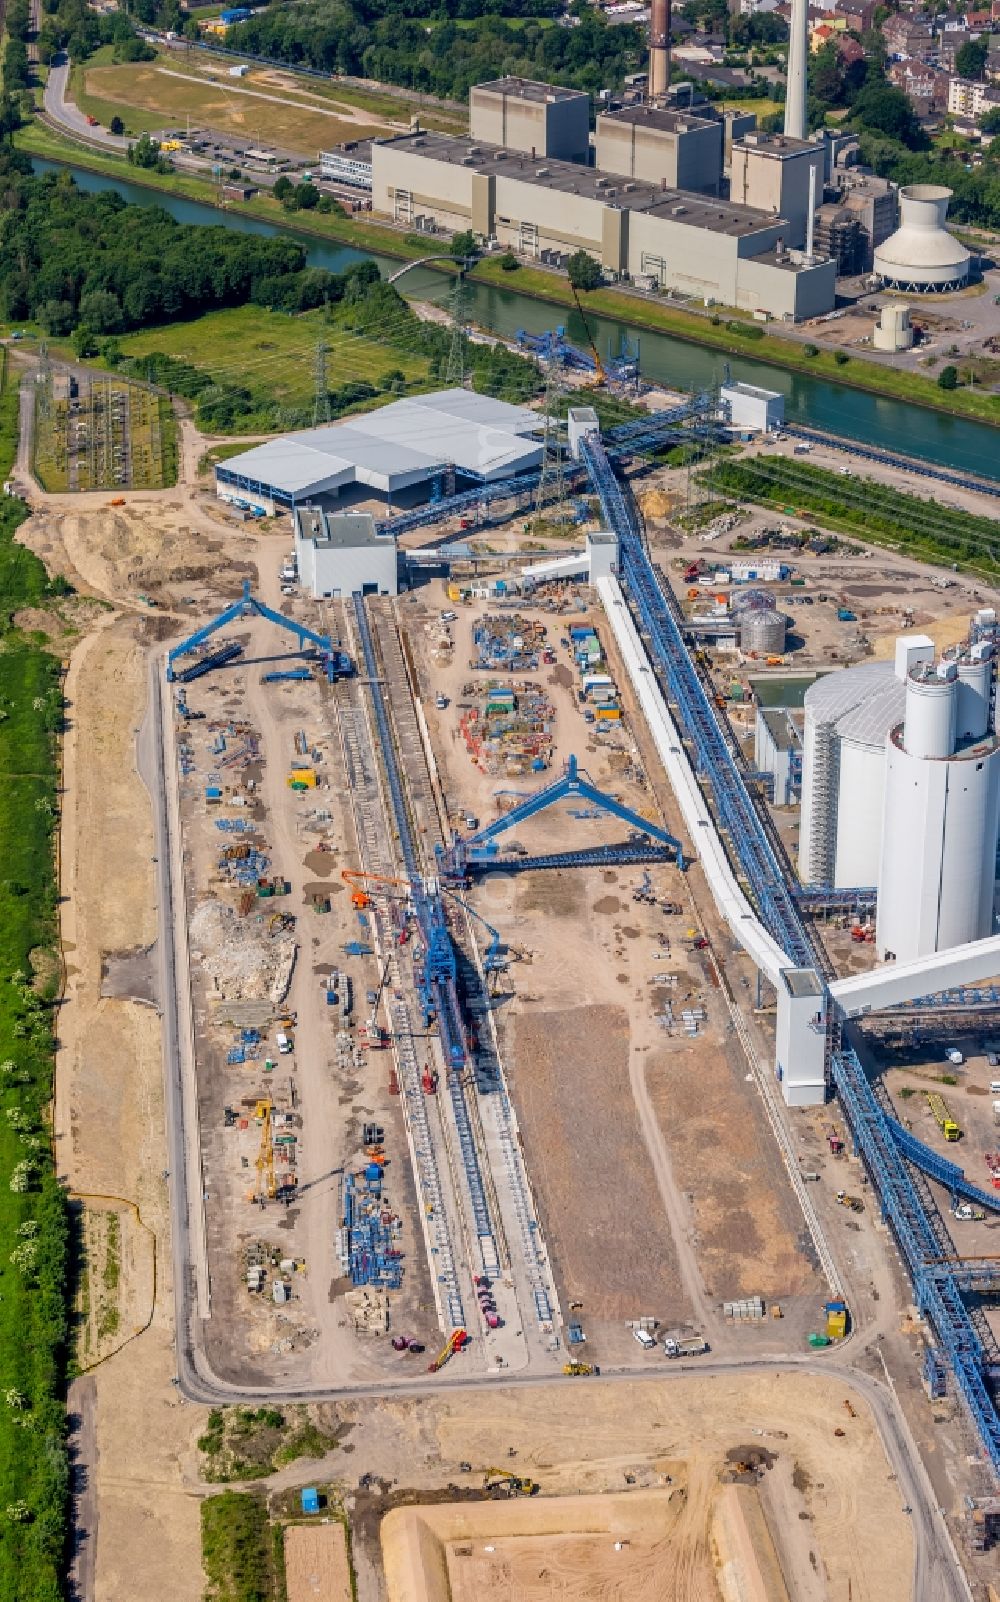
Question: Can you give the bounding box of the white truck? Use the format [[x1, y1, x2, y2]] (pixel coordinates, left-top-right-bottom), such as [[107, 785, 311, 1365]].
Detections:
[[663, 1336, 709, 1359]]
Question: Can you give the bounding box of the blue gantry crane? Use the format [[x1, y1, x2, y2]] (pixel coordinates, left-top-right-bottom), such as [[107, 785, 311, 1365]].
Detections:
[[438, 754, 685, 880], [166, 580, 352, 683]]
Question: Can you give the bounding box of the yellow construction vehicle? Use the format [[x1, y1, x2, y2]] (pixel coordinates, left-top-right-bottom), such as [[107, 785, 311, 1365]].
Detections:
[[563, 1362, 595, 1376], [483, 1469, 539, 1498], [926, 1091, 961, 1142], [254, 1098, 276, 1202], [836, 1191, 864, 1214]]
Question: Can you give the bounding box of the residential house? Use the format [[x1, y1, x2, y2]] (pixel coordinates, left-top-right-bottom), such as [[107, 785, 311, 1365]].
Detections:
[[888, 55, 951, 110], [948, 73, 1000, 112], [881, 13, 934, 55]]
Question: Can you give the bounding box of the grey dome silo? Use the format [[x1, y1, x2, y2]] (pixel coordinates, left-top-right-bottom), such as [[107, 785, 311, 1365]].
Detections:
[[873, 186, 970, 293]]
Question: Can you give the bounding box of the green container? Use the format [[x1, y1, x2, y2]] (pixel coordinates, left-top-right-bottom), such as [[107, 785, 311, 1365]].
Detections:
[[808, 1333, 831, 1348]]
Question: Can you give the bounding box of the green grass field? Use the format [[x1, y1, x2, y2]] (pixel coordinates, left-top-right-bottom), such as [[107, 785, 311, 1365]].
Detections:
[[706, 454, 1000, 578], [116, 303, 434, 428], [0, 358, 72, 1602]]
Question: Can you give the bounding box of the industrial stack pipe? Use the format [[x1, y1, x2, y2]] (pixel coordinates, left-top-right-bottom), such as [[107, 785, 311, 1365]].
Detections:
[[784, 0, 808, 140], [649, 0, 671, 100]]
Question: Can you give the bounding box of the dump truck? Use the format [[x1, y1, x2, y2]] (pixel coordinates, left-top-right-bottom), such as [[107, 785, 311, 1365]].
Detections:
[[563, 1362, 596, 1376], [926, 1091, 961, 1142], [663, 1336, 709, 1358]]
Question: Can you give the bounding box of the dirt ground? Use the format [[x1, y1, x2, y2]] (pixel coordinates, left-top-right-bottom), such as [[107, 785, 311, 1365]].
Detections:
[[330, 1371, 913, 1602], [55, 614, 206, 1602], [511, 1002, 690, 1327], [284, 1523, 353, 1602]]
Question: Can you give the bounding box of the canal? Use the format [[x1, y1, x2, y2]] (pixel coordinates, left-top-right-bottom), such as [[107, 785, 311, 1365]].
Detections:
[[32, 157, 1000, 483]]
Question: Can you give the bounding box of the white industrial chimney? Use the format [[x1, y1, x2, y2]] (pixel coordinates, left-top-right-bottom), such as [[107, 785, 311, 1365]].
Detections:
[[784, 0, 808, 141]]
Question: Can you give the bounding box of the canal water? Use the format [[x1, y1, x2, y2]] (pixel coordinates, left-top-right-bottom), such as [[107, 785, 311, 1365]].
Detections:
[[32, 157, 1000, 482]]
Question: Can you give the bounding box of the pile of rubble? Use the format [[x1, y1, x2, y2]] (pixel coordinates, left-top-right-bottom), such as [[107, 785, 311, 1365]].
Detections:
[[190, 897, 296, 1003]]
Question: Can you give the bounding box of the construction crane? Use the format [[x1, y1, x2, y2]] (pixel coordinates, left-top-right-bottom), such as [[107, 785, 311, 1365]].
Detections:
[[427, 1327, 468, 1372], [483, 1469, 539, 1497], [569, 282, 605, 385], [364, 957, 393, 1050], [254, 1098, 276, 1202], [341, 868, 414, 910]]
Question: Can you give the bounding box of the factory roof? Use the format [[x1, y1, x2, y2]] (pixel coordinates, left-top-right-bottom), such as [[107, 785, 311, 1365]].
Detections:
[[473, 76, 586, 103], [736, 131, 819, 158], [597, 104, 718, 136], [722, 380, 782, 400], [761, 707, 800, 751], [385, 131, 786, 234], [805, 659, 905, 749], [217, 390, 543, 497], [296, 511, 384, 549]]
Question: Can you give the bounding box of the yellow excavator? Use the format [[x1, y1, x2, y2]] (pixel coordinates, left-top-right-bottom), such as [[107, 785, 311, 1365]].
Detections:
[[563, 1361, 595, 1377], [483, 1468, 538, 1498]]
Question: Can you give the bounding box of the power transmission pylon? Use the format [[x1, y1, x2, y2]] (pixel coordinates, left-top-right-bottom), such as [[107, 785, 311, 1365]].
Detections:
[[313, 339, 331, 426], [533, 349, 567, 522], [445, 275, 470, 388]]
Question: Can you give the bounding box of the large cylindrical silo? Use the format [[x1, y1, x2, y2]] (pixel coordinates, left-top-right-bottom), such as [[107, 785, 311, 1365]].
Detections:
[[903, 663, 956, 758], [956, 646, 994, 742], [740, 608, 787, 655], [877, 732, 1000, 961]]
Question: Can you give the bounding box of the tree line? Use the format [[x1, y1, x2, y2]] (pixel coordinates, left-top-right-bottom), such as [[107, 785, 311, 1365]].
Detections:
[[224, 0, 644, 101], [0, 154, 322, 336]]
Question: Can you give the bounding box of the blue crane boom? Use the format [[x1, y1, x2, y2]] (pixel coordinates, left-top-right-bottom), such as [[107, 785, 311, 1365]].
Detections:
[[166, 580, 352, 682], [439, 754, 685, 879]]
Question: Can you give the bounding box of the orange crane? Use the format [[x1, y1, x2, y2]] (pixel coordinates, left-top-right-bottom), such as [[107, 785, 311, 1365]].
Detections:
[[570, 282, 606, 385], [341, 868, 414, 910]]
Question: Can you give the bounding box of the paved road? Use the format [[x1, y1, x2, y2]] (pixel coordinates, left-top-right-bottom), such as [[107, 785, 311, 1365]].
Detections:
[[43, 54, 131, 151], [66, 1377, 97, 1602]]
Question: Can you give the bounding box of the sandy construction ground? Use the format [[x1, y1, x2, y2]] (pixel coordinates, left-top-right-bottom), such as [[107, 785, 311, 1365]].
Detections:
[[285, 1523, 353, 1602], [373, 1367, 911, 1602], [56, 615, 205, 1602]]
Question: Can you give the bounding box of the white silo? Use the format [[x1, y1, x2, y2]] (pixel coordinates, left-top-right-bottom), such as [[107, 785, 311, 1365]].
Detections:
[[956, 644, 993, 742], [901, 659, 957, 758], [798, 661, 906, 887], [876, 652, 1000, 963]]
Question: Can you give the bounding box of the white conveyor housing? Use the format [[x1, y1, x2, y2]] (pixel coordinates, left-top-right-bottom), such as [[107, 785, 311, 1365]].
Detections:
[[830, 934, 1000, 1016], [597, 574, 827, 1105]]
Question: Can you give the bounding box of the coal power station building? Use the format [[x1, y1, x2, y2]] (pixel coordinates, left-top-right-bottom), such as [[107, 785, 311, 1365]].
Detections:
[[373, 83, 836, 321]]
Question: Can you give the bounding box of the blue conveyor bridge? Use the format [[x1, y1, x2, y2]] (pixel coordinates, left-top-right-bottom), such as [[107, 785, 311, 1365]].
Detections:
[[576, 428, 1000, 1477], [166, 580, 352, 683], [438, 753, 685, 880]]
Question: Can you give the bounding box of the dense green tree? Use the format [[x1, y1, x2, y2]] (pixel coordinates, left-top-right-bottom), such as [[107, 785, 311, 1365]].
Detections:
[[109, 114, 125, 136], [450, 229, 477, 259], [566, 249, 603, 291], [78, 288, 123, 332], [937, 364, 959, 389], [955, 37, 988, 80], [851, 80, 927, 148]]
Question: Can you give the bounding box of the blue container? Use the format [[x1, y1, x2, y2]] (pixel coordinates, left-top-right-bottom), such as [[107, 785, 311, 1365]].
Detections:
[[301, 1487, 320, 1515]]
